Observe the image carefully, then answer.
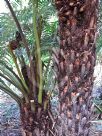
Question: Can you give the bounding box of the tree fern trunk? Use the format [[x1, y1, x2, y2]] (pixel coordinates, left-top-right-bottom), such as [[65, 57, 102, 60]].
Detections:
[[55, 0, 98, 135], [20, 102, 53, 136]]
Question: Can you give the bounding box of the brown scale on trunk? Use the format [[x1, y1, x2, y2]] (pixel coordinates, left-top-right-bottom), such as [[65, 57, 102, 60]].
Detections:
[[20, 94, 53, 136], [55, 0, 98, 135]]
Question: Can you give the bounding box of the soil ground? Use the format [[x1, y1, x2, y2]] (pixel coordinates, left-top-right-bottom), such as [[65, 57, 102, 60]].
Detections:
[[0, 91, 22, 136]]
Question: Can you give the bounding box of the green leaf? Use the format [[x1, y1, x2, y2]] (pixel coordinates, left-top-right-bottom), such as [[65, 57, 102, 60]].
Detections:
[[0, 79, 22, 105]]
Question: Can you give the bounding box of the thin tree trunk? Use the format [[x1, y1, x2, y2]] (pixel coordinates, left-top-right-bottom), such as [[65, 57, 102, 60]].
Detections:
[[54, 0, 98, 135]]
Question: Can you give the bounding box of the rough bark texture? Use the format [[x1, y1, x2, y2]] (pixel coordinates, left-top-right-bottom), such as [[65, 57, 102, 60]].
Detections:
[[54, 0, 98, 135], [20, 102, 54, 136]]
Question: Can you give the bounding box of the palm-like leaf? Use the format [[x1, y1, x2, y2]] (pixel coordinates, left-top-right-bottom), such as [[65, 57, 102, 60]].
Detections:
[[0, 78, 22, 104], [0, 61, 29, 103]]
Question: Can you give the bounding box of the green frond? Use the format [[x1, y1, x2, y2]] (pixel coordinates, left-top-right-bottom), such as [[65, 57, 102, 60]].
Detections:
[[0, 62, 29, 102], [0, 79, 22, 105]]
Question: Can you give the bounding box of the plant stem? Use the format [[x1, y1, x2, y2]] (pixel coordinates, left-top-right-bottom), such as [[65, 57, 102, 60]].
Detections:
[[94, 103, 102, 113], [8, 46, 30, 95], [32, 0, 43, 104]]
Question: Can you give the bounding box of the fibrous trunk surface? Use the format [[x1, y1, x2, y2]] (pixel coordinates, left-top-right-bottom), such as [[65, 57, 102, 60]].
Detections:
[[54, 0, 98, 135], [20, 102, 53, 136]]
